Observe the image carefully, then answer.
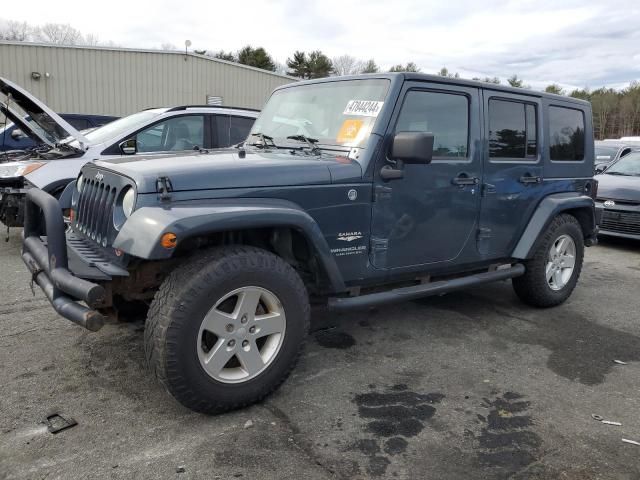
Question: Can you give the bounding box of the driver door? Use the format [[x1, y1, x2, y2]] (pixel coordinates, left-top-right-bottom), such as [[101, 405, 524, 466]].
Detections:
[[370, 82, 482, 269]]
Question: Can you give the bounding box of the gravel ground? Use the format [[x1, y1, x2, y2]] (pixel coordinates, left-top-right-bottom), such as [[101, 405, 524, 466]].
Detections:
[[1, 227, 639, 480]]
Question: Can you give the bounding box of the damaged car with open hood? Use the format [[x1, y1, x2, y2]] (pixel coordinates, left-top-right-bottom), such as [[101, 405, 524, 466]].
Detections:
[[0, 77, 91, 228], [0, 77, 258, 230]]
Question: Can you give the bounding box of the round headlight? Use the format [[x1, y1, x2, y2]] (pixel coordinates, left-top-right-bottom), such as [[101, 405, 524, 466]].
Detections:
[[76, 174, 84, 192], [122, 187, 136, 218]]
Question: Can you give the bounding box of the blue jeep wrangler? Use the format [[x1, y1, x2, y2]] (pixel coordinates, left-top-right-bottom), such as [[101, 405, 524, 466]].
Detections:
[[22, 74, 597, 413]]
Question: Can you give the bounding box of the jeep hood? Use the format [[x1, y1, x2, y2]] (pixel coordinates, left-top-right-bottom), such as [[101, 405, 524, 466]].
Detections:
[[596, 173, 640, 202], [0, 77, 88, 148], [93, 149, 363, 193]]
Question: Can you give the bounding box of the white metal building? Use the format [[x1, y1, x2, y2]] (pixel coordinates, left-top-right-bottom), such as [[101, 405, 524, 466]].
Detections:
[[0, 41, 294, 117]]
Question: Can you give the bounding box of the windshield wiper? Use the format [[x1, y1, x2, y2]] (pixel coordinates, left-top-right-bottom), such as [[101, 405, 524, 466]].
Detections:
[[605, 171, 630, 176], [286, 135, 321, 154], [246, 132, 277, 149]]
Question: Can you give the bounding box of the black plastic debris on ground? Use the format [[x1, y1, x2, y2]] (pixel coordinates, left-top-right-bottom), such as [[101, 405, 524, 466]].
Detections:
[[45, 413, 77, 434]]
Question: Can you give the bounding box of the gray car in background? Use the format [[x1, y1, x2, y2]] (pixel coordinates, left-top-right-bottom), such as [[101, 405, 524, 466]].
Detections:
[[594, 141, 634, 171]]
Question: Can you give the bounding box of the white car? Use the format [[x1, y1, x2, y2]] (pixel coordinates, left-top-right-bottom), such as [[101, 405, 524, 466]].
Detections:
[[0, 77, 258, 228]]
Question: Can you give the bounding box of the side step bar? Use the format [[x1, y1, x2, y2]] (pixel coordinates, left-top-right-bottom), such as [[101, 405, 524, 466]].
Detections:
[[328, 264, 525, 311]]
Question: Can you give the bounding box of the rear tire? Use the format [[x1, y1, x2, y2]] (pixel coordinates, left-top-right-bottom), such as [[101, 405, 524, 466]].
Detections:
[[144, 246, 310, 414], [512, 214, 584, 308]]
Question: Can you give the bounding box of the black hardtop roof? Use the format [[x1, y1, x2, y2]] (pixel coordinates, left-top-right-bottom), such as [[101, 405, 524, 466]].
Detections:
[[275, 72, 590, 107]]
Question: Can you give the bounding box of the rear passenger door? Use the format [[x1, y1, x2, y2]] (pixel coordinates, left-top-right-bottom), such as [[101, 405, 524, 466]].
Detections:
[[478, 93, 543, 257]]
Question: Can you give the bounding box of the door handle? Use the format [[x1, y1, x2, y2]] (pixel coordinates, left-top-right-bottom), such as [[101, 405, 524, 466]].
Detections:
[[452, 173, 479, 186], [519, 174, 542, 184], [380, 165, 404, 181]]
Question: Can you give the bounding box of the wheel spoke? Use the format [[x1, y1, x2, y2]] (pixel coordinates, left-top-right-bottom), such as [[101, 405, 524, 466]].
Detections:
[[545, 262, 554, 282], [237, 341, 264, 375], [556, 237, 568, 255], [201, 309, 234, 336], [203, 339, 235, 376], [553, 269, 564, 288], [254, 312, 285, 337], [234, 289, 262, 319], [562, 254, 575, 269]]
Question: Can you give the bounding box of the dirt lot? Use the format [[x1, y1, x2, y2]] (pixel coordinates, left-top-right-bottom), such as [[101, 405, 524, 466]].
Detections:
[[1, 228, 639, 480]]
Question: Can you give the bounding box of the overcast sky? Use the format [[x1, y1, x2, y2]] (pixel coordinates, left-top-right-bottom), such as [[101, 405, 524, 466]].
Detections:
[[5, 0, 639, 91]]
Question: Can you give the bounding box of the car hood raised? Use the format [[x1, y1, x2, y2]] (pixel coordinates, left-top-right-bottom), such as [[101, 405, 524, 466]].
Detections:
[[596, 173, 640, 202], [92, 149, 363, 193], [0, 103, 50, 148], [0, 77, 88, 148]]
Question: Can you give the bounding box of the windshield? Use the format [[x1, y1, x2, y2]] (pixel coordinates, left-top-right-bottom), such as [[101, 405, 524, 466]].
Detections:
[[251, 79, 390, 148], [73, 109, 165, 145], [594, 145, 620, 163], [605, 152, 640, 176]]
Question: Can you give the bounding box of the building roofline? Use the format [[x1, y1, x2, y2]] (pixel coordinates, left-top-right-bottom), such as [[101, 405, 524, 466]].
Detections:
[[0, 40, 297, 81]]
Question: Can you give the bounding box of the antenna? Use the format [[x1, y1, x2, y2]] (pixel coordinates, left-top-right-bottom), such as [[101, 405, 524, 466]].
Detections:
[[184, 39, 191, 60]]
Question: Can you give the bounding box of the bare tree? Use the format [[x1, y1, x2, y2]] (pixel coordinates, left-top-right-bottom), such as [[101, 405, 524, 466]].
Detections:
[[332, 55, 364, 76], [0, 19, 32, 41], [35, 23, 83, 45], [160, 43, 178, 51], [274, 61, 288, 76], [591, 88, 619, 139], [82, 33, 101, 46], [618, 82, 640, 137]]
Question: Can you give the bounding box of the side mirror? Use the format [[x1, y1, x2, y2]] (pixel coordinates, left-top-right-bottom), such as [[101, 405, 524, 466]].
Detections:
[[390, 132, 434, 164], [594, 164, 606, 174], [11, 129, 26, 140], [119, 138, 137, 155]]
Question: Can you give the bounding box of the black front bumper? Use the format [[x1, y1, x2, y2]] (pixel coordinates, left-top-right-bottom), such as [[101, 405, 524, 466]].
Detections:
[[21, 189, 108, 331], [0, 187, 26, 227]]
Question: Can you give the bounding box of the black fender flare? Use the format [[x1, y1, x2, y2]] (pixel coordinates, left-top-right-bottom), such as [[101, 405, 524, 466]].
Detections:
[[512, 192, 597, 259], [58, 180, 76, 209], [113, 198, 347, 293]]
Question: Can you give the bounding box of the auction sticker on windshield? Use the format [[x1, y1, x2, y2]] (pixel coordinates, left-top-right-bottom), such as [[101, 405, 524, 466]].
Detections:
[[336, 119, 364, 143], [343, 100, 384, 117]]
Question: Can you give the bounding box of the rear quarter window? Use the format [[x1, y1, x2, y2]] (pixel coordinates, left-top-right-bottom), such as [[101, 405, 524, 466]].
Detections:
[[549, 106, 585, 161]]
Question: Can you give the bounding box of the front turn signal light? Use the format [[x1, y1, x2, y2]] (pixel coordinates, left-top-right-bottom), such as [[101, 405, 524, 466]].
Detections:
[[160, 232, 177, 249], [17, 162, 46, 177]]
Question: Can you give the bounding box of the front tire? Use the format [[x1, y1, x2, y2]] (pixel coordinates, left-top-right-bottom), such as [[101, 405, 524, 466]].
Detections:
[[145, 246, 310, 414], [512, 214, 584, 308]]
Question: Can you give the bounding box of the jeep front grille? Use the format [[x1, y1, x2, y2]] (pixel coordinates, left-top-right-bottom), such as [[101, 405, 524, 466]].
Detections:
[[74, 178, 117, 247]]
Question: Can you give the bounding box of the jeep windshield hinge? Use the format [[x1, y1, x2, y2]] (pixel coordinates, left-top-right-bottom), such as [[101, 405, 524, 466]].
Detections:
[[156, 176, 173, 201]]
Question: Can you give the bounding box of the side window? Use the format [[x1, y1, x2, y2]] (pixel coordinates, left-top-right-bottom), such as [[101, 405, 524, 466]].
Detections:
[[136, 123, 165, 152], [395, 90, 469, 158], [549, 106, 585, 161], [489, 99, 537, 160], [136, 115, 204, 152], [215, 116, 230, 148], [229, 116, 255, 146]]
